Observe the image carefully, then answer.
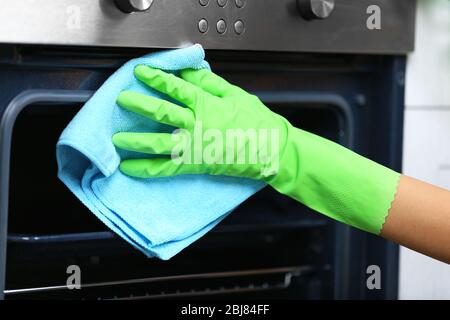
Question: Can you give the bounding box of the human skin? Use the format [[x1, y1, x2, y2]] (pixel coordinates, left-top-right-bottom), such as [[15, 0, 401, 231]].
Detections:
[[381, 175, 450, 264]]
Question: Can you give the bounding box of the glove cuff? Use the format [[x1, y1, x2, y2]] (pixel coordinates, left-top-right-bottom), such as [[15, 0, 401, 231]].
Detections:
[[267, 127, 401, 234]]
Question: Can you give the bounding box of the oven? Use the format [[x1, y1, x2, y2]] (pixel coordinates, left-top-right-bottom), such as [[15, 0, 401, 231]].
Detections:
[[0, 0, 416, 299]]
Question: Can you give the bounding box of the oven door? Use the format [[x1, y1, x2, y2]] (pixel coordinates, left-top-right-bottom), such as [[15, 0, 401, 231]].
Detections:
[[0, 48, 404, 300]]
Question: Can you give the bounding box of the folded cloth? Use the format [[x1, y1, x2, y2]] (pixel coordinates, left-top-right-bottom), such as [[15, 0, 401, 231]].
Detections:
[[56, 45, 265, 260]]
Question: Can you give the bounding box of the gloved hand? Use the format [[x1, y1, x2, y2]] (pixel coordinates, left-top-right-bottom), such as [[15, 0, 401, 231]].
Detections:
[[113, 65, 401, 234], [113, 65, 288, 181]]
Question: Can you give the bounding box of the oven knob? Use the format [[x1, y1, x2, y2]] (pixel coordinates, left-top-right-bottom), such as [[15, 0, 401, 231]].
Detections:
[[297, 0, 335, 20], [115, 0, 154, 13]]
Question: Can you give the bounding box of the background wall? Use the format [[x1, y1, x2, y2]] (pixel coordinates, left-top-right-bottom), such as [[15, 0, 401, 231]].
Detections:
[[401, 0, 450, 299]]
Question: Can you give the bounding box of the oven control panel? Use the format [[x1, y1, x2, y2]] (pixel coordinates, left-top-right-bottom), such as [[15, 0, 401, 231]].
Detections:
[[195, 0, 249, 36], [0, 0, 415, 54]]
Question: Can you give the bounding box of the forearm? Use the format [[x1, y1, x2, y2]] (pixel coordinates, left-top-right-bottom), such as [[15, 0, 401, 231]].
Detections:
[[381, 175, 450, 264], [270, 127, 450, 264]]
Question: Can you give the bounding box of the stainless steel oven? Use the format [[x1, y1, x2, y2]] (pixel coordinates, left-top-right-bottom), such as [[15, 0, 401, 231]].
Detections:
[[0, 0, 416, 299]]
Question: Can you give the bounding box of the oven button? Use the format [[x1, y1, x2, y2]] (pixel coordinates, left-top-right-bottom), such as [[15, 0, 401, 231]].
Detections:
[[199, 0, 209, 6], [216, 19, 227, 34], [297, 0, 335, 20], [115, 0, 153, 13], [217, 0, 228, 7], [234, 20, 245, 35], [235, 0, 246, 8], [198, 19, 209, 33]]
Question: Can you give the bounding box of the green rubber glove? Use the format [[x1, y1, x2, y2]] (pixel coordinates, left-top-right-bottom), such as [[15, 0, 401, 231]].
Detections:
[[112, 65, 401, 234]]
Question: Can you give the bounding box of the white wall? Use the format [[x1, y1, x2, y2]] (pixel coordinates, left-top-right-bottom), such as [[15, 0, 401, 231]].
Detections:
[[401, 0, 450, 299]]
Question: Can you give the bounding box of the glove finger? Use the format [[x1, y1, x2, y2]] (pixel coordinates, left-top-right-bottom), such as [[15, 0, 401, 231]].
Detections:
[[117, 91, 194, 129], [119, 158, 197, 178], [180, 68, 245, 98], [134, 65, 206, 109], [112, 132, 180, 155]]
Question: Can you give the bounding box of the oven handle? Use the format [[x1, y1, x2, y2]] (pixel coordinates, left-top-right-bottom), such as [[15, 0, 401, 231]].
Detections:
[[7, 231, 116, 243], [7, 219, 328, 243]]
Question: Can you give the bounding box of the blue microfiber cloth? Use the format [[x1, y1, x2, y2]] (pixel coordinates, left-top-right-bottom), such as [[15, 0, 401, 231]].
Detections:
[[56, 45, 265, 260]]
